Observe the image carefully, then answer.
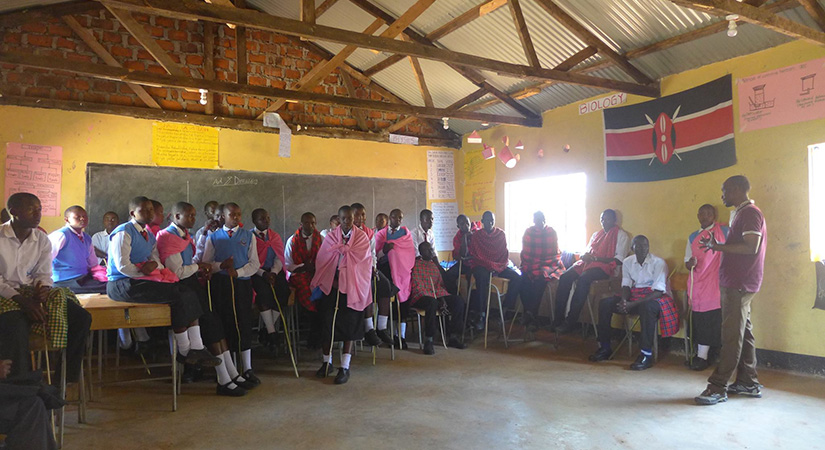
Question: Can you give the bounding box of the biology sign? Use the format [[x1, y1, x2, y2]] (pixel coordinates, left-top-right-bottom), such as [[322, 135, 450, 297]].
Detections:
[[579, 93, 627, 115]]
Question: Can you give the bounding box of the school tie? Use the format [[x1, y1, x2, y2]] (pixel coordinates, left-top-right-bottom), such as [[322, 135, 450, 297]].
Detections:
[[228, 229, 233, 238], [183, 230, 190, 240], [140, 230, 148, 241]]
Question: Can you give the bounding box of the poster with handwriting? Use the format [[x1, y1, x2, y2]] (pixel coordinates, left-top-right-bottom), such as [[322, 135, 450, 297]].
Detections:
[[432, 201, 459, 252], [5, 142, 62, 216], [152, 122, 219, 168], [462, 149, 495, 216], [427, 150, 455, 200]]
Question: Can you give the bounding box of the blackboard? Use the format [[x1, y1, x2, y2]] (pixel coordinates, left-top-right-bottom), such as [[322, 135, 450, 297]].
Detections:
[[85, 163, 426, 238]]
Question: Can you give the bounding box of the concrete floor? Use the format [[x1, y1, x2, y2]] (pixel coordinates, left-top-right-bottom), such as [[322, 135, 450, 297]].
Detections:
[[62, 330, 825, 450]]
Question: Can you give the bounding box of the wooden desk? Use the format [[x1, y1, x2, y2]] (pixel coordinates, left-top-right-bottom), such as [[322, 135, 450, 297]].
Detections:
[[76, 294, 177, 411]]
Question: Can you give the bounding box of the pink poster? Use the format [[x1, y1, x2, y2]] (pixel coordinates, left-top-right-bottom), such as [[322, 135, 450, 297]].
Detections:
[[737, 57, 825, 132], [4, 142, 63, 216]]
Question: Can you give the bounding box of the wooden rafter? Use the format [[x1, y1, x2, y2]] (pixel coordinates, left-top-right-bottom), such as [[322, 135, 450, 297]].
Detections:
[[339, 71, 368, 131], [0, 1, 100, 28], [508, 0, 540, 68], [409, 56, 434, 107], [301, 0, 317, 25], [363, 0, 509, 77], [385, 89, 485, 133], [797, 0, 825, 32], [315, 0, 341, 17], [533, 0, 653, 85], [670, 0, 825, 45], [61, 15, 161, 109], [0, 50, 541, 127], [99, 0, 660, 97], [203, 20, 216, 114]]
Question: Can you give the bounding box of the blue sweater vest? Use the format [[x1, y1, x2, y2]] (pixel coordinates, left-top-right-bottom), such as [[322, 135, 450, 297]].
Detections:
[[51, 227, 93, 282], [107, 222, 156, 281], [210, 227, 253, 280], [166, 225, 194, 266]]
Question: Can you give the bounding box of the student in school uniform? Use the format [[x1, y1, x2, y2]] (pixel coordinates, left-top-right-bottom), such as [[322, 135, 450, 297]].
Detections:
[[194, 200, 219, 244], [250, 208, 291, 353], [373, 208, 416, 349], [0, 208, 9, 223], [374, 213, 388, 233], [147, 200, 164, 237], [201, 202, 262, 386], [92, 211, 119, 265], [311, 205, 372, 384], [411, 209, 437, 259], [156, 202, 251, 396], [48, 206, 107, 294], [284, 212, 323, 349], [320, 215, 339, 239], [351, 203, 383, 347], [0, 193, 92, 385], [106, 196, 221, 369], [195, 203, 224, 262]]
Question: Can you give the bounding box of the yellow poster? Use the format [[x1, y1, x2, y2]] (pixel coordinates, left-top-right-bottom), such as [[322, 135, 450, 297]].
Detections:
[[152, 122, 219, 168], [463, 149, 495, 216]]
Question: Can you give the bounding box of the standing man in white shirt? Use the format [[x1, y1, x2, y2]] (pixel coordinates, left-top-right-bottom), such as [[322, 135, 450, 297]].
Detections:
[[588, 235, 680, 370], [92, 211, 119, 265], [411, 209, 437, 260]]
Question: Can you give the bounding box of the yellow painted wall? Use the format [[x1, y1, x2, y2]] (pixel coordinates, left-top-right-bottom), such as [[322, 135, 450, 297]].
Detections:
[[0, 105, 456, 258], [458, 40, 825, 358]]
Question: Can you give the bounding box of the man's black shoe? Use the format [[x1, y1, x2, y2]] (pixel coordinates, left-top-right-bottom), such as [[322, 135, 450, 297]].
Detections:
[[364, 329, 382, 346], [241, 369, 261, 387], [393, 336, 409, 350], [423, 340, 435, 355], [216, 382, 247, 397], [588, 347, 612, 362], [689, 357, 710, 371], [188, 348, 222, 368], [630, 353, 654, 371], [316, 362, 333, 378], [334, 368, 350, 385], [376, 329, 394, 345], [447, 338, 467, 349]]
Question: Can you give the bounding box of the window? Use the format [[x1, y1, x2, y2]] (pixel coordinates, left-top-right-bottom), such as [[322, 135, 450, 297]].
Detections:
[[809, 143, 825, 261], [504, 173, 587, 253]]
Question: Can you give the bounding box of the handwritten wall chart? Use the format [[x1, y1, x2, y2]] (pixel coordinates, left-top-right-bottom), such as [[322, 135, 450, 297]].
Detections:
[[4, 142, 62, 216], [462, 149, 495, 216], [152, 122, 219, 168]]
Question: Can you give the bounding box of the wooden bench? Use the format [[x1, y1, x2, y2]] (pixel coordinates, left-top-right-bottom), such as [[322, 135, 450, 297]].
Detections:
[[76, 294, 178, 412]]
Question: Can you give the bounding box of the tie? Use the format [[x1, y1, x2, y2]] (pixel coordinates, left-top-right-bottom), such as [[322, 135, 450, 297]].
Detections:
[[183, 230, 190, 240], [140, 230, 148, 241], [228, 229, 233, 238]]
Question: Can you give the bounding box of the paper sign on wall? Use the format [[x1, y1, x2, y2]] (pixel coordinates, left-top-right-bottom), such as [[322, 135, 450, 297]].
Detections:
[[427, 150, 455, 200], [152, 122, 219, 168], [579, 92, 627, 115], [5, 142, 62, 216], [431, 201, 459, 252], [263, 112, 292, 157], [737, 57, 825, 132], [462, 149, 495, 216]]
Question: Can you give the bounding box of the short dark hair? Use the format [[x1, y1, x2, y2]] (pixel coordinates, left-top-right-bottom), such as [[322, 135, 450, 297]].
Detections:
[[301, 212, 315, 221], [150, 199, 162, 209], [420, 209, 433, 219], [251, 208, 267, 221], [390, 208, 402, 216], [64, 205, 85, 217], [223, 202, 240, 214], [338, 205, 352, 216], [204, 200, 219, 212], [7, 192, 39, 211], [351, 202, 365, 211], [602, 209, 617, 219], [129, 196, 151, 212], [456, 214, 468, 223], [533, 211, 545, 222], [173, 202, 194, 215], [726, 175, 750, 193]]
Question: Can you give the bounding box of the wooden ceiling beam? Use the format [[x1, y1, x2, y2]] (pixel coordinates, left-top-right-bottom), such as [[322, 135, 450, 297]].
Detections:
[[339, 70, 368, 131], [0, 1, 100, 28], [315, 0, 341, 17], [508, 0, 541, 68], [99, 0, 660, 97], [409, 56, 434, 107], [797, 0, 825, 32], [301, 0, 317, 25], [0, 50, 541, 127], [385, 88, 486, 133]]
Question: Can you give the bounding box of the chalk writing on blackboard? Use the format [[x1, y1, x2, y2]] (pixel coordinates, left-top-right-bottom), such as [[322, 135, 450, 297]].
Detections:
[[212, 176, 259, 187]]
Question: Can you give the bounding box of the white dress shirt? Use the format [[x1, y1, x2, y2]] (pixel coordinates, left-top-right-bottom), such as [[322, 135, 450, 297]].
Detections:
[[48, 226, 97, 270], [284, 232, 318, 273], [109, 219, 164, 279], [621, 253, 668, 293], [0, 223, 53, 299], [254, 229, 283, 276], [202, 225, 260, 278], [586, 228, 630, 263], [162, 223, 199, 280], [92, 229, 111, 265], [411, 224, 435, 257]]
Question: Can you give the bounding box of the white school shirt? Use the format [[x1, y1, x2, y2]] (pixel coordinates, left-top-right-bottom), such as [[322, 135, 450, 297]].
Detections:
[[48, 226, 97, 271], [109, 219, 164, 279], [253, 229, 284, 277], [92, 229, 111, 265], [284, 232, 317, 273], [621, 253, 667, 293], [201, 225, 260, 278], [162, 223, 199, 280], [411, 224, 435, 257], [0, 223, 53, 299]]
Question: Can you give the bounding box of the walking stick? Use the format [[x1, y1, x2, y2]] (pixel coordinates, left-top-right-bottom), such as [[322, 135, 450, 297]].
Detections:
[[44, 333, 56, 438], [326, 289, 341, 377], [372, 276, 377, 365], [688, 267, 695, 366], [270, 285, 299, 378], [229, 276, 243, 367]]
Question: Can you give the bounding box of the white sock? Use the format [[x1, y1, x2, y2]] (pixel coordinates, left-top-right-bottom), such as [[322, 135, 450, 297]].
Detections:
[[323, 353, 331, 364], [261, 310, 277, 334], [174, 331, 190, 356], [118, 329, 132, 349], [135, 327, 150, 342], [187, 326, 205, 350], [399, 322, 407, 339], [270, 310, 281, 331], [364, 317, 374, 331], [241, 349, 252, 372], [341, 353, 351, 369], [697, 344, 710, 360], [222, 351, 240, 379], [215, 358, 234, 386], [377, 315, 388, 330]]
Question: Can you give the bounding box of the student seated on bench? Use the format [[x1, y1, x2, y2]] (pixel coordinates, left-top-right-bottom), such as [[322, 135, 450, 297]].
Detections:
[[284, 212, 323, 349], [588, 235, 679, 371], [106, 196, 220, 369], [250, 208, 290, 353], [0, 193, 91, 385], [157, 202, 251, 396], [409, 242, 467, 354], [468, 211, 520, 327], [92, 211, 119, 265], [49, 205, 107, 294]]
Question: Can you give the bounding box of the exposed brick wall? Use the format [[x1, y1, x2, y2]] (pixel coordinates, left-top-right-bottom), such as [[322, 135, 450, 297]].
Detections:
[[0, 8, 440, 137]]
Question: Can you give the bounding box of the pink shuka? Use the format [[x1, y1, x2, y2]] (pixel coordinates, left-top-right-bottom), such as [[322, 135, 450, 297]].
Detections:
[[155, 228, 196, 266], [134, 262, 179, 283], [689, 222, 727, 312], [310, 226, 372, 311], [255, 229, 286, 269], [374, 226, 416, 303]]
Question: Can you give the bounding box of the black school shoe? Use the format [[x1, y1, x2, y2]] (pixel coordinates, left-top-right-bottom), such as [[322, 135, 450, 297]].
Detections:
[[334, 368, 350, 385], [588, 347, 612, 362], [447, 338, 466, 349], [364, 329, 383, 346], [241, 370, 261, 387], [316, 362, 334, 378], [376, 329, 394, 345], [187, 348, 222, 367], [630, 353, 654, 371], [216, 382, 247, 397], [689, 357, 710, 371], [423, 340, 435, 355], [393, 336, 409, 350], [181, 363, 200, 384]]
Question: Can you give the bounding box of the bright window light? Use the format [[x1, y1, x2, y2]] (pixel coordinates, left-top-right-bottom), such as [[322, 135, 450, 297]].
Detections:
[[504, 173, 587, 253], [809, 143, 825, 261]]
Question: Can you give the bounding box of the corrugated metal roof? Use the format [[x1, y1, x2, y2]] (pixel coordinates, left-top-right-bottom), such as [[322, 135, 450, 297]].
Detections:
[[0, 0, 68, 13]]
